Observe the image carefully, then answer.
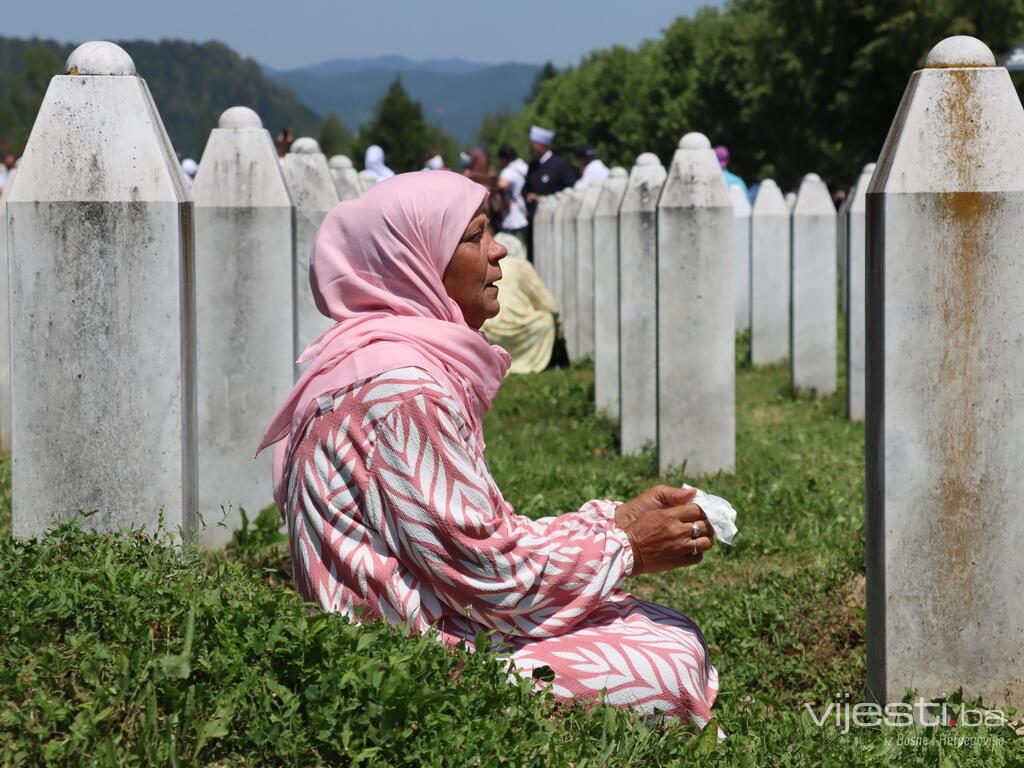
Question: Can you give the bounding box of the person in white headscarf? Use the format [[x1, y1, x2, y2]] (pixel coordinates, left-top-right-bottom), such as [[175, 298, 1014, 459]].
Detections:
[[481, 232, 560, 374], [364, 144, 395, 181], [181, 158, 198, 187], [423, 152, 446, 171], [576, 145, 610, 187]]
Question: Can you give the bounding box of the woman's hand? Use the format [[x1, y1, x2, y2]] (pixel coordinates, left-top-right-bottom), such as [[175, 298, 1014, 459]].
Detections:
[[614, 485, 714, 576]]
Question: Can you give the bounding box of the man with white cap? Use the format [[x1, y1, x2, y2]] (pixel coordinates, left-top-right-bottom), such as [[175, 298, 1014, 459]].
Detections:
[[523, 124, 576, 259]]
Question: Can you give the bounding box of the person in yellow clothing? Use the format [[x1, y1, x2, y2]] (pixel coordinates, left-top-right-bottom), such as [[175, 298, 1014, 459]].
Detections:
[[482, 232, 560, 374]]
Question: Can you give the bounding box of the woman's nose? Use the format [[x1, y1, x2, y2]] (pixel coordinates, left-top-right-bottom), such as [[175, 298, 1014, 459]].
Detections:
[[491, 240, 508, 262]]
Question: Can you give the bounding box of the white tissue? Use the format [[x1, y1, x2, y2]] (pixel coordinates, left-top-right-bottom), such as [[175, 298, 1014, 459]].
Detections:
[[683, 484, 738, 545]]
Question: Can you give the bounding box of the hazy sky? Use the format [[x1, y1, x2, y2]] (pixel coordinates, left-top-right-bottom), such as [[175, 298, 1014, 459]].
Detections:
[[6, 0, 716, 69]]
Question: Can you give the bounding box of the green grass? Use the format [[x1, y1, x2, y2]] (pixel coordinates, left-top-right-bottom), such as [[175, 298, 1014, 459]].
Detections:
[[0, 338, 1020, 766]]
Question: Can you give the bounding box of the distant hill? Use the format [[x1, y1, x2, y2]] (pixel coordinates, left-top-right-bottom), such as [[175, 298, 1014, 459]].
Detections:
[[279, 55, 492, 77], [269, 59, 542, 143], [0, 36, 320, 159]]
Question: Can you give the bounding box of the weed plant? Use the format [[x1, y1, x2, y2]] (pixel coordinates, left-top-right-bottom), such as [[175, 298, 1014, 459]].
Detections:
[[0, 334, 1020, 765]]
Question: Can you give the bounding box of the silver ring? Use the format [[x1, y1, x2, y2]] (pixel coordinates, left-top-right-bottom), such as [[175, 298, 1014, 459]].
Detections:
[[691, 522, 701, 540]]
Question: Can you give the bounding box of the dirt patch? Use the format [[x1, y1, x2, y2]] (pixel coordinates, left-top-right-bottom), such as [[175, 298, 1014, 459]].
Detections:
[[750, 406, 786, 425]]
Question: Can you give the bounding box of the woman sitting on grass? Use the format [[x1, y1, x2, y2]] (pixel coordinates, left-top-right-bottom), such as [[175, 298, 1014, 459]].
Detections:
[[258, 171, 724, 729]]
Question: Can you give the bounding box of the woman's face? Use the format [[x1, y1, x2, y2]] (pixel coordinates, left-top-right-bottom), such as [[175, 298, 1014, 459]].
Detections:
[[443, 209, 507, 329]]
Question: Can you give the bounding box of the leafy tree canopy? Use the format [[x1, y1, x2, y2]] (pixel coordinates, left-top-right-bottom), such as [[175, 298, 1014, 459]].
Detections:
[[356, 77, 460, 173], [0, 36, 320, 159], [481, 0, 1024, 190]]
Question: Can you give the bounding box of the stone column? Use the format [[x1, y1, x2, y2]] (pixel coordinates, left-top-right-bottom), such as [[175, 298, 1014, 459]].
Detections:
[[729, 185, 751, 333], [192, 106, 294, 548], [575, 180, 604, 360], [866, 35, 1024, 708], [0, 166, 17, 454], [549, 191, 567, 334], [280, 137, 338, 369], [534, 196, 553, 289], [657, 133, 734, 474], [6, 42, 196, 538], [619, 153, 666, 455], [790, 172, 837, 396], [357, 170, 378, 194], [560, 187, 584, 360], [836, 186, 853, 315], [328, 155, 361, 201], [593, 167, 628, 418], [846, 162, 875, 421], [750, 179, 790, 365]]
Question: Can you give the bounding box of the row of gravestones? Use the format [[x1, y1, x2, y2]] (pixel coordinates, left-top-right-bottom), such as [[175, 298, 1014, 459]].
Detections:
[[534, 36, 1024, 709], [0, 42, 385, 549], [535, 137, 736, 477], [533, 149, 876, 472], [0, 36, 1021, 709]]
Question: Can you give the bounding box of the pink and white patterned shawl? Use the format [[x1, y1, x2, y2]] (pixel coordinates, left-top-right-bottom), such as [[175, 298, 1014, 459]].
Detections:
[[257, 170, 511, 505]]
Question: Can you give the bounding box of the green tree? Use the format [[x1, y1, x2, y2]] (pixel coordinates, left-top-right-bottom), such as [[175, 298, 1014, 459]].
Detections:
[[0, 43, 61, 152], [357, 77, 458, 173], [318, 112, 353, 159], [507, 0, 1024, 189], [525, 61, 559, 104]]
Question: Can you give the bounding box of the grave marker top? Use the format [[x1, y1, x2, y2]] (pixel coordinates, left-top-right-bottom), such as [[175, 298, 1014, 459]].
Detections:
[[925, 35, 996, 67], [678, 131, 712, 150], [65, 41, 136, 76], [661, 131, 729, 208], [793, 173, 835, 215], [752, 179, 787, 216], [281, 137, 336, 211], [729, 183, 751, 215], [871, 36, 1023, 194], [595, 167, 629, 218], [10, 42, 187, 205], [621, 153, 667, 213], [193, 107, 290, 208], [218, 106, 262, 129], [849, 163, 876, 214], [290, 137, 322, 154]]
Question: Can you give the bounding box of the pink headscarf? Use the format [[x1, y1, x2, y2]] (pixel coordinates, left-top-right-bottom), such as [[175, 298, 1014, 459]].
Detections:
[[257, 171, 511, 504]]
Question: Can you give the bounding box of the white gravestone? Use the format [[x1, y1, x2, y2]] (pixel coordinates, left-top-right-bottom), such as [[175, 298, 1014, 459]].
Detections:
[[866, 35, 1024, 708], [0, 166, 17, 453], [846, 162, 875, 421], [328, 155, 361, 201], [7, 42, 197, 538], [657, 133, 734, 475], [192, 106, 294, 548], [618, 153, 666, 455], [836, 185, 853, 314], [575, 180, 604, 360], [280, 137, 338, 368], [357, 170, 378, 195], [729, 185, 752, 333], [750, 179, 790, 365], [593, 167, 628, 419], [790, 172, 837, 396], [560, 187, 584, 360], [549, 191, 568, 339], [533, 195, 554, 297]]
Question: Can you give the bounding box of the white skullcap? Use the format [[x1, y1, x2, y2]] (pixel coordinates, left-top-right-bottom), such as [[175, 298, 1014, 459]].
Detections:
[[426, 154, 444, 170], [529, 124, 555, 145], [181, 158, 198, 177]]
